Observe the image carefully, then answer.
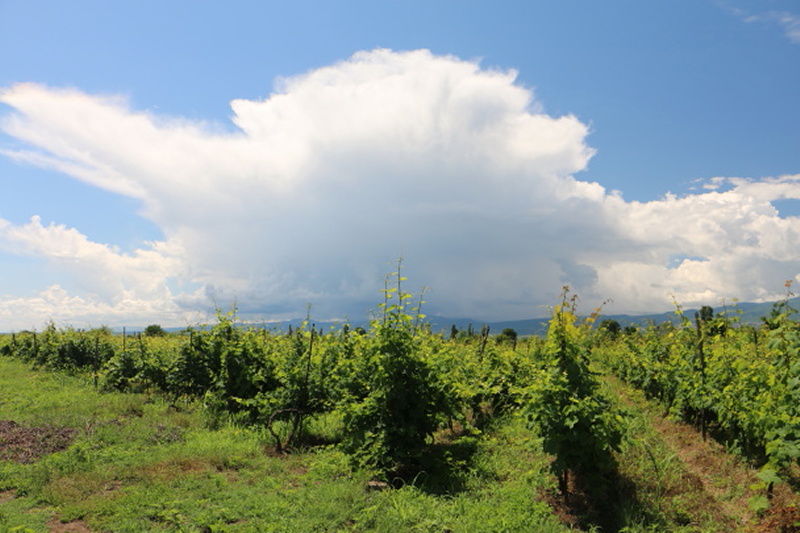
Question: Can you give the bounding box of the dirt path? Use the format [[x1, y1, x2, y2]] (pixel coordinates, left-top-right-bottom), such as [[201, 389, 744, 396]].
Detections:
[[607, 376, 799, 532], [647, 407, 761, 529]]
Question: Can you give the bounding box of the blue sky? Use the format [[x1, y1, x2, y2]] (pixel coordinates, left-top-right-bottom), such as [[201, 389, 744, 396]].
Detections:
[[1, 0, 799, 329]]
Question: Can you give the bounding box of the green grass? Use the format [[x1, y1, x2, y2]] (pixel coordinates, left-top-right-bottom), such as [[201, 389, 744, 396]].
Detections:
[[0, 357, 568, 532], [1, 354, 775, 532]]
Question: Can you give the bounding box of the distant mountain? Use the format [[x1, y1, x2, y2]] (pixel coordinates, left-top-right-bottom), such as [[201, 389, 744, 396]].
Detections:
[[112, 297, 799, 337], [428, 296, 800, 337]]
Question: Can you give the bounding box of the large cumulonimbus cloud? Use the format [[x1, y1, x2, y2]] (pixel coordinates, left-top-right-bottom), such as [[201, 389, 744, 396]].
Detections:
[[1, 49, 799, 328]]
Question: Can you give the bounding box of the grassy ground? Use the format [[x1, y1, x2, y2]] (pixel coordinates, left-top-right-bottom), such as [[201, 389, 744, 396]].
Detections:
[[2, 356, 796, 532], [0, 358, 567, 532]]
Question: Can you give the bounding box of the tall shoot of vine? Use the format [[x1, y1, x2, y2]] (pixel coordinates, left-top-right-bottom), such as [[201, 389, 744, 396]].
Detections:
[[339, 260, 450, 473], [526, 287, 625, 501]]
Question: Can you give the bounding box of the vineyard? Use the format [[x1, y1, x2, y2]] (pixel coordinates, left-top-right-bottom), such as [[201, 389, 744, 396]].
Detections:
[[594, 295, 800, 514], [0, 278, 799, 531]]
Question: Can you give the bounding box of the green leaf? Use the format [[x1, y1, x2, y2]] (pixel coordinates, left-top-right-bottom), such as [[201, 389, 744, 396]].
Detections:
[[747, 494, 770, 513], [756, 467, 782, 486]]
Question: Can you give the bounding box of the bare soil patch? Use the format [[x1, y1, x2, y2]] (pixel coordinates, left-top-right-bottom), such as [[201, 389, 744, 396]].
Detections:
[[0, 419, 77, 463], [47, 517, 93, 533]]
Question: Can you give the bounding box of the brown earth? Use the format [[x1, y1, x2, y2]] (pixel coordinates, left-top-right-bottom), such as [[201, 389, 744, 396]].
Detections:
[[760, 505, 800, 532], [47, 517, 93, 533], [1, 421, 87, 530], [0, 419, 77, 463]]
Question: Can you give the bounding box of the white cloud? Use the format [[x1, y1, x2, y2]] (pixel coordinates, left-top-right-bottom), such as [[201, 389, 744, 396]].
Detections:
[[593, 175, 800, 310], [756, 11, 800, 43], [0, 215, 200, 329], [0, 216, 184, 299], [725, 5, 800, 44], [1, 49, 799, 328], [0, 285, 205, 330]]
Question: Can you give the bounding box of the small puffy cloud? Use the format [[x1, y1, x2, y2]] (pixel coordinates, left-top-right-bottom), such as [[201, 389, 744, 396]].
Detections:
[[754, 11, 800, 43], [778, 12, 800, 43], [0, 216, 201, 328], [0, 285, 205, 330], [726, 5, 800, 44], [594, 175, 800, 309], [0, 215, 184, 301], [0, 49, 799, 329]]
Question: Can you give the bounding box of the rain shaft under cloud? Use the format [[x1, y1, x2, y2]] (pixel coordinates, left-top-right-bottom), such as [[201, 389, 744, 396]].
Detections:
[[1, 49, 799, 329]]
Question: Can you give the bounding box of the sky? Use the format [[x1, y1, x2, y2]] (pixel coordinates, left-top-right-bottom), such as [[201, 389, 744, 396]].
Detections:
[[1, 0, 799, 330]]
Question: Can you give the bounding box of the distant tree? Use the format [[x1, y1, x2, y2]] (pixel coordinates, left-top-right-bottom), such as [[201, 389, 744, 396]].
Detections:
[[697, 305, 730, 336], [497, 327, 518, 350], [598, 319, 621, 338], [93, 325, 114, 336], [479, 324, 491, 353], [698, 305, 714, 323], [450, 324, 458, 340], [497, 328, 518, 342], [143, 324, 166, 337]]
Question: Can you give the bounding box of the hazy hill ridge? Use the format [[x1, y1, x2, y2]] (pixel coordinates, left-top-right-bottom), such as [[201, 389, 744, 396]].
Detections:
[[113, 297, 800, 337]]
